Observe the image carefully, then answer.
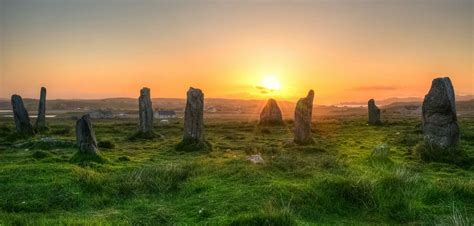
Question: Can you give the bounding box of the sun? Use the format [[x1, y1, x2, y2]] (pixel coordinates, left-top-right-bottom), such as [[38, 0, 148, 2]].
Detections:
[[260, 75, 281, 91]]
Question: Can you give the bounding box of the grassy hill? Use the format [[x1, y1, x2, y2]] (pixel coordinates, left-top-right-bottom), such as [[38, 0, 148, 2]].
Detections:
[[0, 114, 472, 224]]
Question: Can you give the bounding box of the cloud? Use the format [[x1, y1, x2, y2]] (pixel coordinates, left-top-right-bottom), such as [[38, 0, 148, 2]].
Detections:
[[352, 85, 399, 91], [255, 86, 273, 94]]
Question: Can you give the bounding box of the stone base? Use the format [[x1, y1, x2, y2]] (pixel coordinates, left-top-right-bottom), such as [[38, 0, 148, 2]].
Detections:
[[258, 121, 285, 126], [368, 120, 382, 126], [70, 151, 107, 165], [294, 137, 315, 145], [175, 138, 212, 152], [129, 130, 160, 140], [34, 126, 49, 133], [414, 140, 469, 166]]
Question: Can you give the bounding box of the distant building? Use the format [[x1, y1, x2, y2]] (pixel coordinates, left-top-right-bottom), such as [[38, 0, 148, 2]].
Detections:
[[154, 110, 177, 119]]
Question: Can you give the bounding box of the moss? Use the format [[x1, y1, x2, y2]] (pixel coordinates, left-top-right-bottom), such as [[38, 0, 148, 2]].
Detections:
[[175, 138, 212, 152]]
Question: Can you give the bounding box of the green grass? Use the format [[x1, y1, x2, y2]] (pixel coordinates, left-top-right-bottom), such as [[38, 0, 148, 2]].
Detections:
[[0, 116, 473, 224]]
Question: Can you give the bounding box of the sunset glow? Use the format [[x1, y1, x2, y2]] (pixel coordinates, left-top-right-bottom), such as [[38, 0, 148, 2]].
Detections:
[[0, 0, 472, 105], [260, 75, 281, 91]]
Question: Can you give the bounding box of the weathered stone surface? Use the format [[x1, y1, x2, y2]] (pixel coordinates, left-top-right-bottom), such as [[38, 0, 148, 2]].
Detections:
[[138, 87, 154, 134], [35, 87, 47, 130], [183, 87, 205, 142], [75, 114, 99, 154], [259, 99, 283, 125], [11, 95, 35, 136], [368, 99, 381, 125], [422, 77, 459, 149], [294, 90, 315, 144], [177, 87, 210, 151]]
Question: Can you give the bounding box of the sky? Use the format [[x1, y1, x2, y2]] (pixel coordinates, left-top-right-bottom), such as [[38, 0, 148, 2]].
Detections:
[[0, 0, 472, 104]]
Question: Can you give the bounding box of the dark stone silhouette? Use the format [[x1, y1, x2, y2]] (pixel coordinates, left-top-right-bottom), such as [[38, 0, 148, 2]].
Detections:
[[368, 99, 381, 125], [176, 87, 210, 151], [75, 114, 99, 154], [294, 90, 315, 144], [259, 99, 283, 125], [138, 87, 154, 134], [35, 87, 47, 130], [11, 95, 35, 136], [422, 77, 459, 149]]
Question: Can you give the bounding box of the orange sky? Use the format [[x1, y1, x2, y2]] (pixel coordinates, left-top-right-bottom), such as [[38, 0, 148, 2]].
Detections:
[[1, 0, 472, 105]]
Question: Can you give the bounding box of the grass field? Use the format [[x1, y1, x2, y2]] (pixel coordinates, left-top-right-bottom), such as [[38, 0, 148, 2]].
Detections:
[[0, 116, 473, 225]]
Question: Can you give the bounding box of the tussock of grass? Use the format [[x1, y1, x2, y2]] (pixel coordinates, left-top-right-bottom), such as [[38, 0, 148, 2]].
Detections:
[[73, 167, 105, 193], [231, 201, 296, 226], [374, 167, 422, 222], [128, 206, 175, 225], [1, 183, 83, 213], [70, 152, 108, 165], [445, 204, 472, 225], [414, 141, 471, 167], [368, 144, 393, 166], [424, 179, 474, 204], [115, 163, 195, 197]]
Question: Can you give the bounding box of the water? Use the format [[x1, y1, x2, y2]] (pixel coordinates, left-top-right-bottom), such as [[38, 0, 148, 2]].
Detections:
[[3, 115, 57, 118]]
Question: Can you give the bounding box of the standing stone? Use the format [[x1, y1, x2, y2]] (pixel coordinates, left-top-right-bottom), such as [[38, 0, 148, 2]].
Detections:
[[177, 87, 210, 151], [75, 114, 99, 154], [35, 87, 47, 130], [259, 99, 284, 125], [11, 95, 35, 136], [294, 90, 315, 144], [368, 99, 381, 125], [422, 77, 459, 149], [138, 87, 154, 134]]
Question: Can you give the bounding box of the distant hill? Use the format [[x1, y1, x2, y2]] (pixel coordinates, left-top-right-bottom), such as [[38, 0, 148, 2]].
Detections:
[[1, 96, 473, 118], [339, 95, 474, 106]]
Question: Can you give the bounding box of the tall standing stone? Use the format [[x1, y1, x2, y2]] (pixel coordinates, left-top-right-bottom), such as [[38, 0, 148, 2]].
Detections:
[[75, 114, 99, 154], [259, 99, 284, 125], [368, 99, 381, 125], [177, 87, 210, 151], [138, 87, 154, 134], [11, 95, 35, 136], [35, 87, 47, 130], [294, 90, 315, 144], [422, 77, 459, 149]]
